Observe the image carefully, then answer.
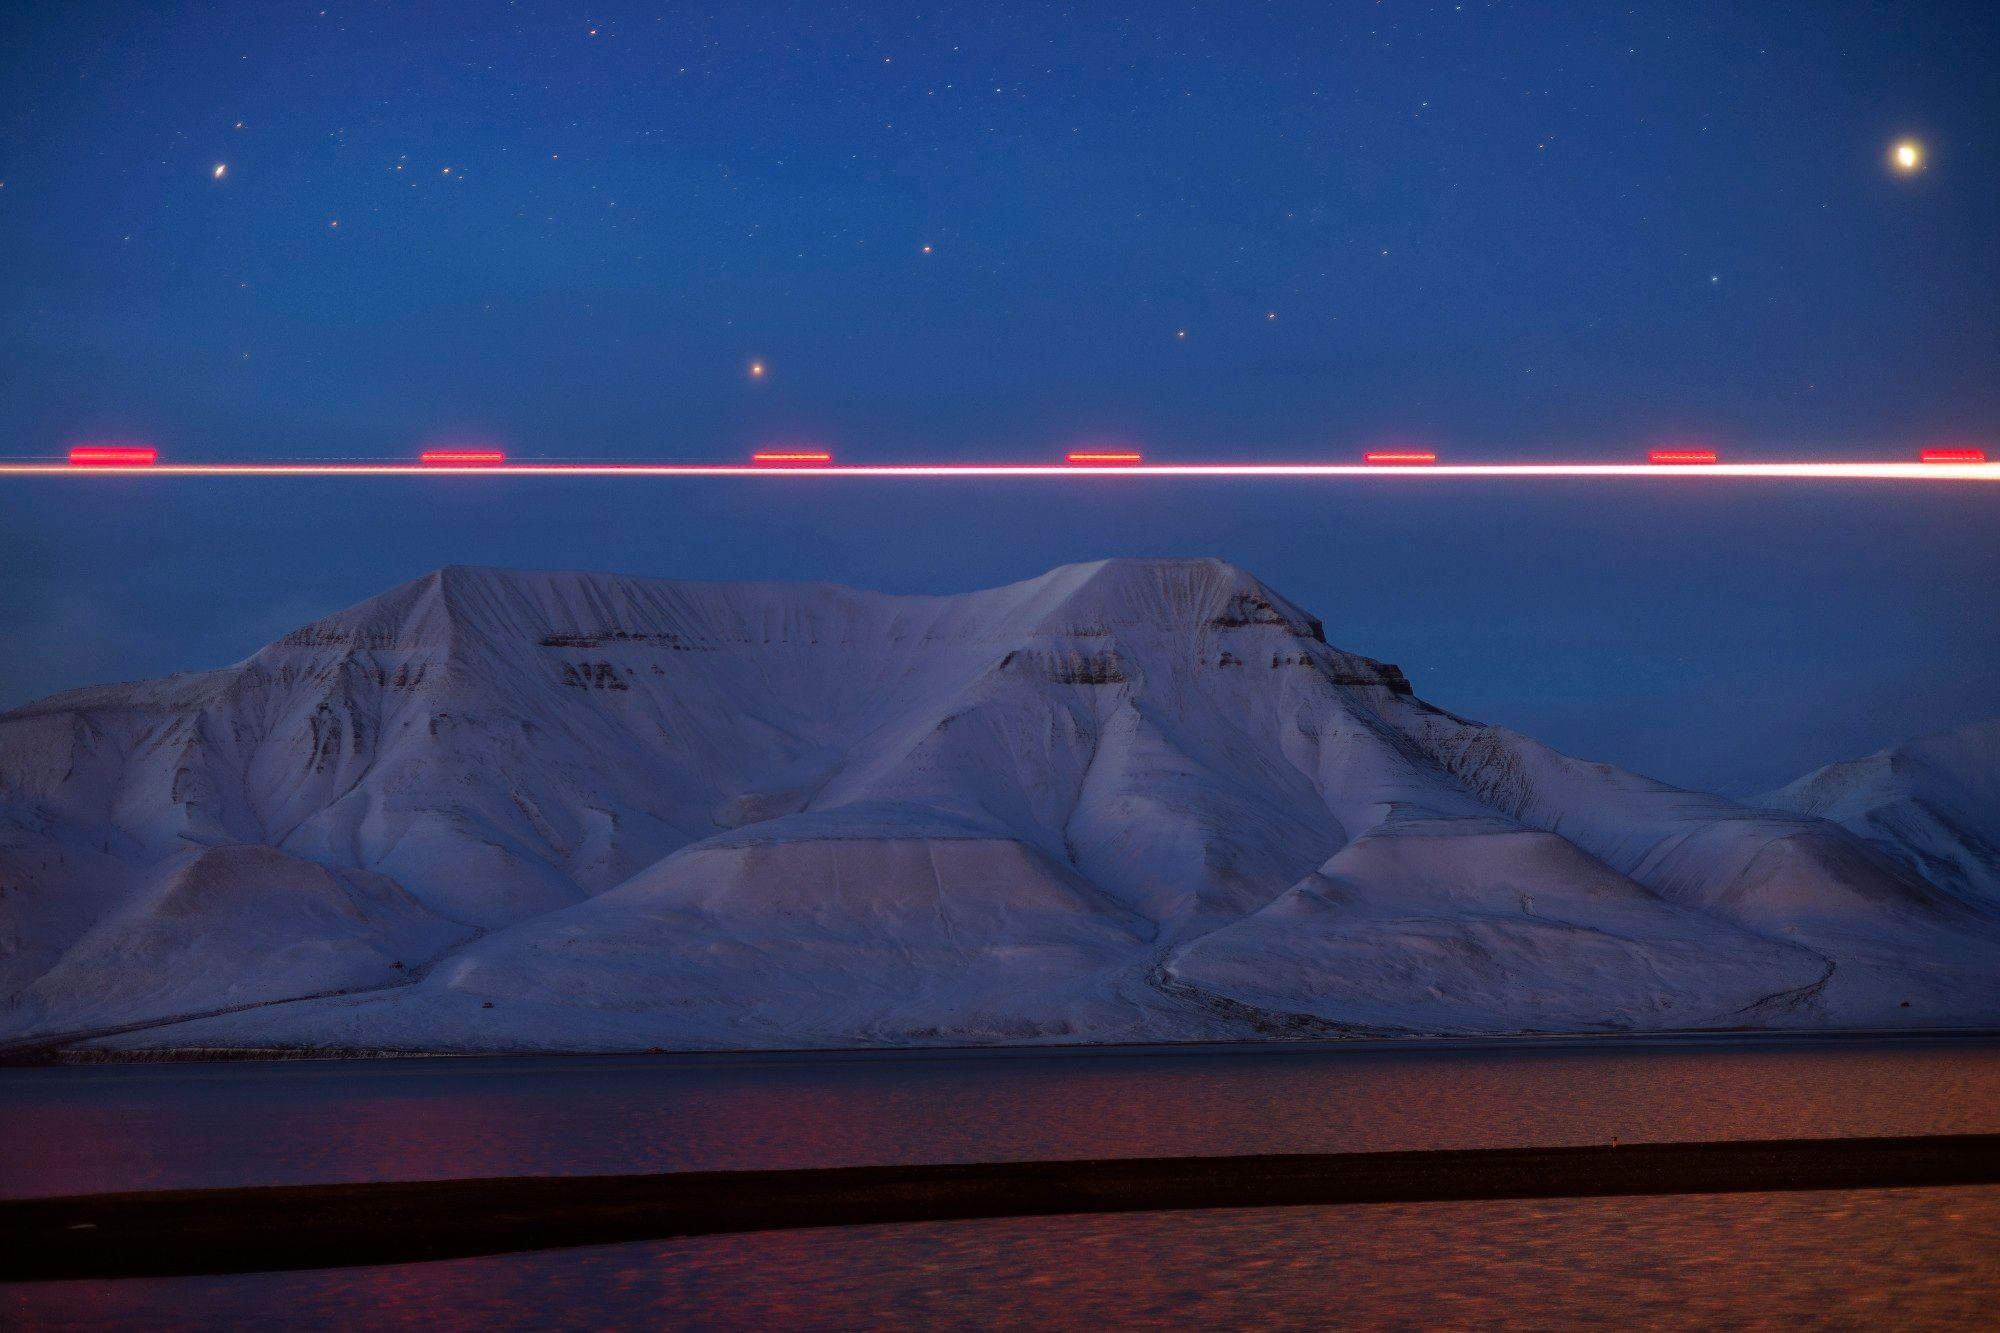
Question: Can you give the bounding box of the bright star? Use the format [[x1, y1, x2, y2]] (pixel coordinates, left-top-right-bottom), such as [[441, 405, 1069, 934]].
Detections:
[[1891, 139, 1924, 173], [749, 361, 766, 378], [212, 163, 226, 179]]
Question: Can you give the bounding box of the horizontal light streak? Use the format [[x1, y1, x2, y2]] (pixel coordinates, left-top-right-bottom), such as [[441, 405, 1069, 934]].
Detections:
[[1921, 448, 1987, 464], [4, 461, 1996, 480], [1066, 451, 1144, 464], [751, 451, 834, 464], [419, 450, 506, 466], [68, 447, 158, 466], [1649, 450, 1720, 465], [1363, 451, 1437, 465]]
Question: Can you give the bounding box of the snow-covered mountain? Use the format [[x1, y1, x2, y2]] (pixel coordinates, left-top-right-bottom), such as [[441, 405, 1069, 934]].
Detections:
[[1, 559, 1994, 1055], [1758, 719, 2000, 912]]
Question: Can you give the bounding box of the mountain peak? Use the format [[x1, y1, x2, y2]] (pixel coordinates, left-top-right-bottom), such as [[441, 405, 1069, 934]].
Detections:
[[260, 559, 1333, 662], [1011, 557, 1327, 644]]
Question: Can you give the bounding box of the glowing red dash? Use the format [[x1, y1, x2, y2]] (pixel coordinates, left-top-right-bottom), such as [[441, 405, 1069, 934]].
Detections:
[[1363, 451, 1437, 465], [1920, 448, 1987, 464], [68, 446, 158, 466], [420, 450, 506, 466], [1065, 452, 1143, 464], [1648, 450, 1719, 465], [752, 451, 833, 465]]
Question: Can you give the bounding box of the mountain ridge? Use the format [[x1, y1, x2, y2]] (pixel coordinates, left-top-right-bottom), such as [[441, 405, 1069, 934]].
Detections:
[[2, 558, 1993, 1055]]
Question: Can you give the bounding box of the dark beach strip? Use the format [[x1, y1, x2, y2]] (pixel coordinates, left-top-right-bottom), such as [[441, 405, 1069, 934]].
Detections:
[[5, 1134, 1997, 1283]]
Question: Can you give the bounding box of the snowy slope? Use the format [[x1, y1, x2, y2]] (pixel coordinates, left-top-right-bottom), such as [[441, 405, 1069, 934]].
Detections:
[[1, 559, 1994, 1054], [1757, 719, 2000, 911]]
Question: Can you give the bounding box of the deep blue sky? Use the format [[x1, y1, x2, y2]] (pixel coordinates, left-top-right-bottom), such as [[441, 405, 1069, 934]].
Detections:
[[2, 1, 1996, 792]]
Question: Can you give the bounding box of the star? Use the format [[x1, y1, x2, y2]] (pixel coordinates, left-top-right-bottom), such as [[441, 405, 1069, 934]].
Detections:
[[1891, 139, 1924, 173], [212, 163, 226, 179], [749, 361, 766, 378]]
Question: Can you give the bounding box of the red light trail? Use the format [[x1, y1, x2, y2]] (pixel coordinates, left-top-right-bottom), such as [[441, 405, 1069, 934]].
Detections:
[[5, 447, 1996, 481], [67, 447, 158, 466], [419, 450, 506, 466]]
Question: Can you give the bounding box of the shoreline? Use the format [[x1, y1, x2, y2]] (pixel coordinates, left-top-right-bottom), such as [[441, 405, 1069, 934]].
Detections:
[[7, 1024, 2000, 1071], [5, 1134, 1997, 1283]]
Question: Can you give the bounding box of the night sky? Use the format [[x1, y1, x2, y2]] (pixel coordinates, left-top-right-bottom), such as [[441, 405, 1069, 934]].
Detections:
[[2, 1, 1996, 793]]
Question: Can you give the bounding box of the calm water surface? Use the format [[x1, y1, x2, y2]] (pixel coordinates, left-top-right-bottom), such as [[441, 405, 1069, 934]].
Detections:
[[3, 1035, 1997, 1328], [11, 1189, 1995, 1330], [4, 1035, 1999, 1199]]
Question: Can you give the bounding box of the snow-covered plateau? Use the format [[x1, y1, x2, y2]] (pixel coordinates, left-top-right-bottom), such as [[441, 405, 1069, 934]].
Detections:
[[1, 559, 1994, 1055]]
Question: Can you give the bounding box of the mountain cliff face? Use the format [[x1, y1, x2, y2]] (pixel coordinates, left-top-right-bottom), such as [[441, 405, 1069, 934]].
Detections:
[[2, 559, 1994, 1055]]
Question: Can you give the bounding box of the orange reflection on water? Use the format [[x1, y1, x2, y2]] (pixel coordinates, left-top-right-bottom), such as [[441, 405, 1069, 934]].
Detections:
[[4, 1040, 1999, 1201], [12, 1188, 1998, 1328]]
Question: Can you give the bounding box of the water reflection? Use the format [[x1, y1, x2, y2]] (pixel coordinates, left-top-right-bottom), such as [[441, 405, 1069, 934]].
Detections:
[[2, 1037, 1997, 1201], [10, 1188, 1995, 1329]]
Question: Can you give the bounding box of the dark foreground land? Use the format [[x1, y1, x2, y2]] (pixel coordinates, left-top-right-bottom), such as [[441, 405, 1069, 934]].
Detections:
[[5, 1134, 1996, 1283]]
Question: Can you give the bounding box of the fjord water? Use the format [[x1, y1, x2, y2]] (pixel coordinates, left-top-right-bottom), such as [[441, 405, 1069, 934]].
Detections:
[[4, 1036, 1997, 1327], [5, 1036, 2000, 1200], [20, 1189, 1995, 1329]]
